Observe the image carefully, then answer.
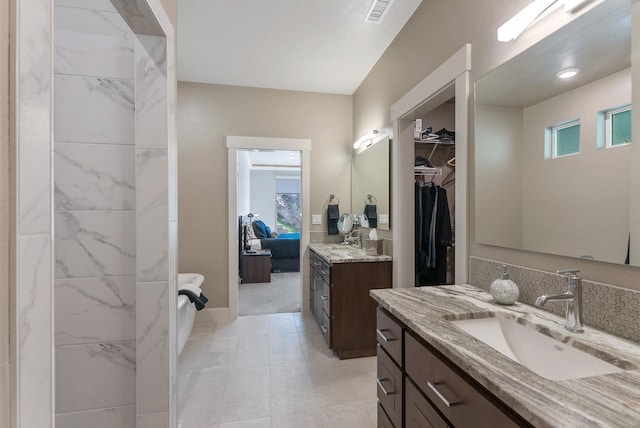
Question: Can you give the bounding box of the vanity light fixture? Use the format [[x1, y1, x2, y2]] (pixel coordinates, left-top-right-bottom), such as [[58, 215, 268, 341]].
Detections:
[[353, 129, 379, 149], [564, 0, 590, 13], [557, 68, 579, 79], [497, 0, 558, 42], [497, 0, 590, 42]]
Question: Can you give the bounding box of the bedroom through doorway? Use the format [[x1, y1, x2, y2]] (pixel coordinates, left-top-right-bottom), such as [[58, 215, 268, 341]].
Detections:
[[237, 149, 302, 316]]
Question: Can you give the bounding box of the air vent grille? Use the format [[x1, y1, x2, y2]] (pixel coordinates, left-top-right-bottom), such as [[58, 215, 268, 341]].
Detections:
[[365, 0, 395, 23]]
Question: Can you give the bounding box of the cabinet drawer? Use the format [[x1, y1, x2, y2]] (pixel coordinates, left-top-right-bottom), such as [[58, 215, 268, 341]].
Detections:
[[377, 345, 402, 428], [311, 252, 324, 272], [405, 333, 522, 428], [377, 402, 395, 428], [406, 377, 450, 428], [376, 308, 402, 365], [320, 260, 330, 283], [321, 280, 331, 315], [320, 309, 331, 347]]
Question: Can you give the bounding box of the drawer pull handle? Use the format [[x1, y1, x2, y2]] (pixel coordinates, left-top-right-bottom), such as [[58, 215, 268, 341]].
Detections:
[[427, 381, 460, 407], [321, 325, 329, 333], [313, 262, 322, 266], [321, 270, 330, 276], [376, 378, 394, 396], [321, 295, 329, 301], [376, 328, 393, 342]]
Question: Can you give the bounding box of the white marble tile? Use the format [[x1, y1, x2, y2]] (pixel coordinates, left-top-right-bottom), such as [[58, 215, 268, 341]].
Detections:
[[54, 0, 116, 12], [18, 235, 53, 428], [54, 74, 134, 145], [137, 281, 169, 414], [55, 210, 136, 278], [55, 276, 136, 345], [135, 35, 167, 150], [110, 0, 166, 37], [137, 150, 168, 281], [54, 6, 134, 79], [56, 341, 135, 413], [54, 142, 135, 210], [138, 411, 169, 428], [56, 405, 136, 428], [18, 0, 52, 235]]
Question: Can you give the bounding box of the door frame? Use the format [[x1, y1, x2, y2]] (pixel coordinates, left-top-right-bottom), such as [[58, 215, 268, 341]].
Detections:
[[390, 44, 471, 288], [227, 136, 311, 320]]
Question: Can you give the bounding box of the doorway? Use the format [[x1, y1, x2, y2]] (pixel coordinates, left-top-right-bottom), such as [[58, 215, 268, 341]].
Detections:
[[227, 136, 312, 320], [237, 149, 302, 315], [390, 44, 471, 289]]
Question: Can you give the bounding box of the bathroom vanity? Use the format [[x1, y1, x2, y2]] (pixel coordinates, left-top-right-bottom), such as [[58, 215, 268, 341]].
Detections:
[[371, 285, 640, 428], [309, 243, 392, 359]]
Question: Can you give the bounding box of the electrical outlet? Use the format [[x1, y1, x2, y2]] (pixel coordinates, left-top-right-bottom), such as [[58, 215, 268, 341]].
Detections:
[[312, 214, 322, 225], [379, 214, 389, 224]]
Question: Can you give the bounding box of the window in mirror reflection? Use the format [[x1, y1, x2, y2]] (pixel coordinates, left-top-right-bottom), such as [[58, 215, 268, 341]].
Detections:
[[606, 105, 631, 147], [550, 120, 580, 158]]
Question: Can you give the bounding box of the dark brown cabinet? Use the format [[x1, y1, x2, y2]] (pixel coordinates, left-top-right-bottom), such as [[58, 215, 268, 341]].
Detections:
[[309, 250, 391, 359], [241, 250, 271, 283], [376, 307, 531, 428]]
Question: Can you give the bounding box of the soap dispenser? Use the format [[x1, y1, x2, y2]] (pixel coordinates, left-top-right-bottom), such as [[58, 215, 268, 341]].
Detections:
[[489, 265, 520, 305]]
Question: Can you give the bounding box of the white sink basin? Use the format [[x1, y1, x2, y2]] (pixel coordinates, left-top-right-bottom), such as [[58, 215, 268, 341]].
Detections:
[[452, 316, 625, 381]]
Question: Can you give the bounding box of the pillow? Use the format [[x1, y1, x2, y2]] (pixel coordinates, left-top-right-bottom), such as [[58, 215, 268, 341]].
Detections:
[[252, 220, 268, 239]]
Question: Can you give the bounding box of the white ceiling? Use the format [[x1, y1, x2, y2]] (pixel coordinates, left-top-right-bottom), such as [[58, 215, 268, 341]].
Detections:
[[241, 150, 301, 170], [177, 0, 423, 94]]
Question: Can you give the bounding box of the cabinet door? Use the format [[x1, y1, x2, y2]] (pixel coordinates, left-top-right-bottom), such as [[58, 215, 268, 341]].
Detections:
[[377, 345, 402, 428]]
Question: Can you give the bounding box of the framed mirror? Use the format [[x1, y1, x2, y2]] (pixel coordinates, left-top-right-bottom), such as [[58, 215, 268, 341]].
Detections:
[[351, 135, 391, 230], [474, 0, 639, 266]]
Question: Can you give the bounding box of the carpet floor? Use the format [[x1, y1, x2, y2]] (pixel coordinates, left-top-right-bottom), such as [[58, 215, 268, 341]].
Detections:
[[238, 272, 301, 316]]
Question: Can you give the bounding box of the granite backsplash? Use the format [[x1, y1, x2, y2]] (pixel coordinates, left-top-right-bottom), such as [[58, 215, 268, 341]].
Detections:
[[469, 257, 640, 343]]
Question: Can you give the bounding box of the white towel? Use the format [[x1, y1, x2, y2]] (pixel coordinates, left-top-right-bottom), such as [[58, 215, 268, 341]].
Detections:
[[179, 283, 202, 296]]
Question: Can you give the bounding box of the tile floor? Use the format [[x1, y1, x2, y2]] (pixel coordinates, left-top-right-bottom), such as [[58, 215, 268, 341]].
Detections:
[[178, 312, 378, 428]]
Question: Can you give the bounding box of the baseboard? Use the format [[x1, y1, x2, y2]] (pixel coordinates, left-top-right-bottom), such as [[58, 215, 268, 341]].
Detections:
[[195, 307, 229, 323]]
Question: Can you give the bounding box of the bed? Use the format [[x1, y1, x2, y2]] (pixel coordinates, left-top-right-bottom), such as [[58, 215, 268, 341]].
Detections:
[[240, 218, 300, 273]]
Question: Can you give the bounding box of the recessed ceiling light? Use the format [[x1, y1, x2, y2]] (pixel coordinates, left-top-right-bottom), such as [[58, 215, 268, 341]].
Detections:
[[557, 68, 579, 79]]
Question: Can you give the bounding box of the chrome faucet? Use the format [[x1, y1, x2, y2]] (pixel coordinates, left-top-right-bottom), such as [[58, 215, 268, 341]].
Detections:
[[534, 269, 584, 333]]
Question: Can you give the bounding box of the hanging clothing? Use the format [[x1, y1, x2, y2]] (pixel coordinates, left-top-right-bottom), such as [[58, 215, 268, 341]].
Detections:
[[415, 182, 453, 286]]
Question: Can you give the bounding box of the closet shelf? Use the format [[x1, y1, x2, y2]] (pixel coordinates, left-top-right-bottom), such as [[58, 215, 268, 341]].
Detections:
[[414, 166, 442, 176], [414, 139, 455, 145]]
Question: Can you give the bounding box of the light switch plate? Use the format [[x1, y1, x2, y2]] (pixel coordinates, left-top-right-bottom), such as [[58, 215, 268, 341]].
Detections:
[[312, 214, 322, 225], [379, 214, 389, 224]]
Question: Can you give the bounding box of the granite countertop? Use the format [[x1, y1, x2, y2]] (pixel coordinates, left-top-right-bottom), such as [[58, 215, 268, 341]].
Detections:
[[370, 285, 640, 428], [308, 242, 392, 264]]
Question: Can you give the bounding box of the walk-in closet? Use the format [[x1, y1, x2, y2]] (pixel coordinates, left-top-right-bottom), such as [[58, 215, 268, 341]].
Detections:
[[413, 99, 456, 286]]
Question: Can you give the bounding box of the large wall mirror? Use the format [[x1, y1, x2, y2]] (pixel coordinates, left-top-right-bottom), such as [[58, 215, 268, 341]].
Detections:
[[475, 0, 640, 266], [352, 135, 391, 231]]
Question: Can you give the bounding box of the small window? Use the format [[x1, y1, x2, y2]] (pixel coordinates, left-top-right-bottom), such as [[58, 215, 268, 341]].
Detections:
[[606, 106, 631, 147], [551, 120, 580, 158]]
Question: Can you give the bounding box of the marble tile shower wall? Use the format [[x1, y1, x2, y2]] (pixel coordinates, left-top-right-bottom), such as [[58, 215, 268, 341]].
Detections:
[[53, 3, 137, 427], [469, 257, 640, 343]]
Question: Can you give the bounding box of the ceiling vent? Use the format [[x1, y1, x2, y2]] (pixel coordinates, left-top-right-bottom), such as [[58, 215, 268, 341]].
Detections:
[[364, 0, 395, 23]]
